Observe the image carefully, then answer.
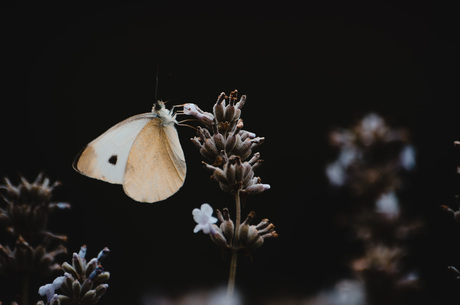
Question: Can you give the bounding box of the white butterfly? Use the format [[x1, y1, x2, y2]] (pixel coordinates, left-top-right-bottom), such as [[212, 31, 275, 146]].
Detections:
[[73, 101, 186, 203]]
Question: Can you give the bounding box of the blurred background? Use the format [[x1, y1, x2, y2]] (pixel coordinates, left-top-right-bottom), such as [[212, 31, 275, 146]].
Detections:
[[1, 1, 460, 304]]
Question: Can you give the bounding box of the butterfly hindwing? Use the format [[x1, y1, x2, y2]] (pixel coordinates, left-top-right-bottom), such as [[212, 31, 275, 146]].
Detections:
[[123, 118, 186, 203]]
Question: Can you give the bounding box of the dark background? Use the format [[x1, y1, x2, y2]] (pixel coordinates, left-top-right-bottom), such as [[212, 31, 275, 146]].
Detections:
[[1, 1, 460, 304]]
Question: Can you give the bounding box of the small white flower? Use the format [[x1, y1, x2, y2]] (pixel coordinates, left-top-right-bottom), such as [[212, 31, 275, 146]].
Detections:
[[38, 283, 54, 300], [326, 161, 346, 186], [183, 103, 199, 115], [193, 203, 218, 234], [400, 145, 416, 171], [39, 276, 65, 303], [183, 103, 214, 122], [375, 191, 400, 218], [52, 276, 65, 289]]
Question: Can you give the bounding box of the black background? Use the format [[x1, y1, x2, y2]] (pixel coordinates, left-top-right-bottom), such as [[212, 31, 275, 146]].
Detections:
[[1, 1, 460, 304]]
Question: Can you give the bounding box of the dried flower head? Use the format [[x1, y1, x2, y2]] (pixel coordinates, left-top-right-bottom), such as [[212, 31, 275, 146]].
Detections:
[[0, 174, 69, 277], [186, 90, 276, 297], [184, 90, 269, 196], [37, 245, 110, 305]]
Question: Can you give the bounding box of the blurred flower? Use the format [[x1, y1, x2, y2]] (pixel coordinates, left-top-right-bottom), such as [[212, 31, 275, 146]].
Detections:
[[375, 191, 399, 218], [0, 173, 69, 305], [193, 204, 218, 234], [326, 113, 414, 196], [399, 145, 416, 171], [442, 140, 460, 282], [37, 245, 110, 305], [326, 114, 421, 305], [142, 287, 242, 305], [0, 174, 70, 276], [38, 276, 65, 303]]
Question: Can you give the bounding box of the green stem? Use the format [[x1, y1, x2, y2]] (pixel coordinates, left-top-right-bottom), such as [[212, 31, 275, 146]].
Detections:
[[227, 190, 241, 299]]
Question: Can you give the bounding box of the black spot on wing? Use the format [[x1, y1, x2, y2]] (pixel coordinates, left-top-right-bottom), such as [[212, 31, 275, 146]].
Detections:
[[108, 155, 118, 165]]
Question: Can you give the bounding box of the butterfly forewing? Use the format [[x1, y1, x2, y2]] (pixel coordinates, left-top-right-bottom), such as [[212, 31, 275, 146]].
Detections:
[[73, 113, 153, 184]]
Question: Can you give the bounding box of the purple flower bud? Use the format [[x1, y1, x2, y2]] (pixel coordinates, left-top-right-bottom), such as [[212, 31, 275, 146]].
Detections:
[[97, 247, 110, 262], [89, 266, 103, 281], [213, 95, 226, 122], [243, 183, 270, 195], [78, 245, 87, 259], [224, 105, 236, 122], [236, 95, 246, 109]]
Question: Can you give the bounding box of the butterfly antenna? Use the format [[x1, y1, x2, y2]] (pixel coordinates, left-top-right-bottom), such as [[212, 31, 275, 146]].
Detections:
[[152, 66, 161, 111], [155, 65, 160, 102]]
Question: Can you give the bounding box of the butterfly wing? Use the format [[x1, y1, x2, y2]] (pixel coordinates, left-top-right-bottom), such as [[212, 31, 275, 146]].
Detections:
[[123, 118, 186, 203], [73, 113, 154, 184]]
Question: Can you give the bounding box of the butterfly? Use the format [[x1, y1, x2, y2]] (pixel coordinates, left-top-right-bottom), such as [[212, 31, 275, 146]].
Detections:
[[73, 101, 186, 203]]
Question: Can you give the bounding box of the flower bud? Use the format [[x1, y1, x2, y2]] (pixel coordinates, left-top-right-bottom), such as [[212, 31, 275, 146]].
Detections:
[[197, 126, 211, 141], [78, 245, 87, 260], [212, 168, 228, 185], [81, 289, 97, 303], [89, 266, 103, 281], [225, 163, 236, 186], [93, 271, 110, 284], [62, 262, 78, 279], [95, 284, 109, 298], [190, 137, 202, 150], [239, 211, 255, 246], [81, 278, 93, 296], [97, 247, 110, 262], [219, 208, 234, 245], [213, 93, 226, 122], [242, 163, 254, 186], [203, 139, 219, 157], [212, 133, 225, 152], [73, 252, 84, 276], [210, 227, 229, 248], [242, 183, 271, 196], [234, 161, 244, 183], [236, 95, 246, 109], [58, 295, 72, 303], [237, 139, 253, 160], [72, 279, 81, 299], [251, 159, 264, 171], [50, 295, 60, 305], [183, 103, 214, 126], [85, 258, 98, 278], [202, 161, 219, 172], [225, 134, 236, 154], [251, 137, 265, 149], [248, 152, 261, 165], [234, 108, 241, 122], [224, 105, 236, 122]]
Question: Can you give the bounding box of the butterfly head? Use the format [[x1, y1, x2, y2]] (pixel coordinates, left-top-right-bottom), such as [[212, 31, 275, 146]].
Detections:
[[152, 100, 177, 125]]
